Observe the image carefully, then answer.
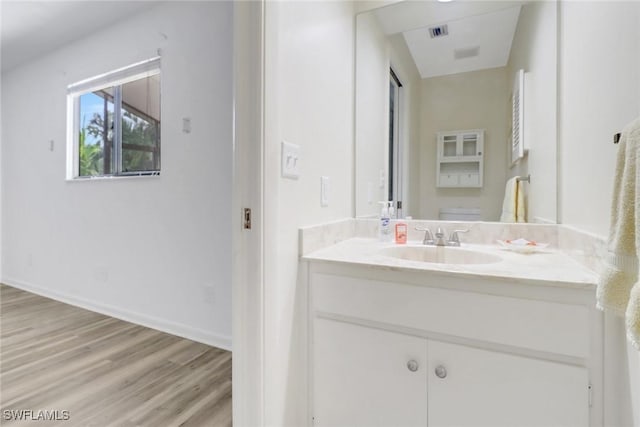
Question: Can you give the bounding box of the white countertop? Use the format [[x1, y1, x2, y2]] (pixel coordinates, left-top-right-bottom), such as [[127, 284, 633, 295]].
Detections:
[[302, 238, 599, 289]]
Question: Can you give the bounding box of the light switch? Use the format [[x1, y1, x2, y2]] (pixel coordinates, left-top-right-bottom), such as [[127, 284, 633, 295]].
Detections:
[[321, 176, 330, 207], [281, 141, 300, 179]]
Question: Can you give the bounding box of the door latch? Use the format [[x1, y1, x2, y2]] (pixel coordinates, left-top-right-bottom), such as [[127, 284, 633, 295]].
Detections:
[[243, 208, 252, 230]]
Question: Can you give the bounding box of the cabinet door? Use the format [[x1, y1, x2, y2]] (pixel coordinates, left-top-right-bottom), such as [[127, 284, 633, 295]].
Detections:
[[458, 173, 479, 187], [313, 318, 428, 427], [438, 173, 459, 187], [428, 341, 589, 427], [461, 132, 480, 157], [440, 134, 458, 157]]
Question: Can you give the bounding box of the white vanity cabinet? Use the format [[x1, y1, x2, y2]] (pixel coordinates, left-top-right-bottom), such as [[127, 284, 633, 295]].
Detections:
[[427, 341, 589, 427], [314, 318, 428, 427], [436, 130, 484, 188], [308, 263, 602, 427]]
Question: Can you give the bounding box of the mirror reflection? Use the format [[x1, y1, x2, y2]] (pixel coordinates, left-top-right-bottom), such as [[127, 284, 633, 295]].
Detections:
[[355, 0, 557, 223]]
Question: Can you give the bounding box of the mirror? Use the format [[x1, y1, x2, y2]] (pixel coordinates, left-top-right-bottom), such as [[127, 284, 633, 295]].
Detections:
[[355, 0, 557, 223]]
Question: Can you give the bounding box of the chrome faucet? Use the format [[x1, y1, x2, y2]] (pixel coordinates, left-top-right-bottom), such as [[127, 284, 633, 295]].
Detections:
[[415, 227, 435, 245], [416, 227, 469, 246], [434, 227, 447, 246]]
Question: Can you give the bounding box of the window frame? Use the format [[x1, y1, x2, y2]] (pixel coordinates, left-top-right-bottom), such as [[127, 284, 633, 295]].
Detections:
[[66, 57, 161, 180]]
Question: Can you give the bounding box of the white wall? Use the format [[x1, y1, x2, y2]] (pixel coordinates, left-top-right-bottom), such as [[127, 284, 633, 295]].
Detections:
[[263, 1, 355, 425], [1, 2, 233, 349], [419, 67, 509, 221], [507, 1, 557, 224], [558, 1, 640, 425], [559, 1, 639, 235]]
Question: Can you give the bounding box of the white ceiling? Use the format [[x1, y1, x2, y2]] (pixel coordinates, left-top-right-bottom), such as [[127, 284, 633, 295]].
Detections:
[[403, 6, 522, 78], [1, 1, 158, 72], [373, 1, 527, 79]]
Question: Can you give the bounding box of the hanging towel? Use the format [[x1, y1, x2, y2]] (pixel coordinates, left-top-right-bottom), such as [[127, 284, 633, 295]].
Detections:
[[500, 177, 526, 223], [598, 116, 640, 349]]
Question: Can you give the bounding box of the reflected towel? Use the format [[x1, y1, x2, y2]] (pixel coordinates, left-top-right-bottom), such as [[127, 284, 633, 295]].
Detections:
[[598, 116, 640, 349], [500, 177, 526, 223]]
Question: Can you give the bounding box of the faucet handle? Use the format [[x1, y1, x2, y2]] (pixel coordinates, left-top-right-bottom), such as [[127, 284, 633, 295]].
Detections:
[[415, 227, 435, 245], [448, 229, 469, 246]]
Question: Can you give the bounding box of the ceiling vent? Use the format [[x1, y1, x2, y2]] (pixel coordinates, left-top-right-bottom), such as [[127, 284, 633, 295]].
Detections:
[[454, 46, 480, 60], [428, 24, 449, 38]]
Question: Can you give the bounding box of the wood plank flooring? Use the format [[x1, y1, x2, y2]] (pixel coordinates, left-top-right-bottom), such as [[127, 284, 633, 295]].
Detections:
[[0, 284, 232, 426]]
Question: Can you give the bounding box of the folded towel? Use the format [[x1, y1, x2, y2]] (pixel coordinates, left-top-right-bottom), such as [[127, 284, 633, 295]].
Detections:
[[500, 177, 526, 223], [598, 116, 640, 349], [516, 181, 526, 223], [628, 285, 640, 349]]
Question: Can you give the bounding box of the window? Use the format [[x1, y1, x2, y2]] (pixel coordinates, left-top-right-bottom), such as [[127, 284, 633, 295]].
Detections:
[[67, 57, 161, 178]]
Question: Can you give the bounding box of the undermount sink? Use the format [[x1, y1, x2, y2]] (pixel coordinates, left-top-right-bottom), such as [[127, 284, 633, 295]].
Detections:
[[380, 245, 502, 265]]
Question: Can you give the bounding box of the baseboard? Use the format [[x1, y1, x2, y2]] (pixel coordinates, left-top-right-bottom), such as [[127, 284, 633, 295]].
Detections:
[[1, 277, 232, 352]]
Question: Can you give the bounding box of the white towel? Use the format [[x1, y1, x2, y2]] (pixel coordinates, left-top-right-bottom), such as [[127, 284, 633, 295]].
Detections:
[[500, 177, 526, 223], [598, 116, 640, 349]]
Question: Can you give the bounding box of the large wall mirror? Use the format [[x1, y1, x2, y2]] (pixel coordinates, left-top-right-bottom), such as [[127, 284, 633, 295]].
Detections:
[[355, 0, 558, 223]]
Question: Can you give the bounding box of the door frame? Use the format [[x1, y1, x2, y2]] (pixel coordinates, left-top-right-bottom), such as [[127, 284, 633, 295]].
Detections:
[[389, 68, 403, 217], [232, 1, 265, 425]]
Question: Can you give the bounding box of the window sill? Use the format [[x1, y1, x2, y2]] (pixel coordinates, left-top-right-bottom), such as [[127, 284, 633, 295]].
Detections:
[[66, 174, 161, 183]]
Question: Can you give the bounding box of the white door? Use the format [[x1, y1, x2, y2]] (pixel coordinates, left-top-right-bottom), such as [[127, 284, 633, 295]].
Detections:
[[428, 341, 590, 427], [313, 319, 428, 427]]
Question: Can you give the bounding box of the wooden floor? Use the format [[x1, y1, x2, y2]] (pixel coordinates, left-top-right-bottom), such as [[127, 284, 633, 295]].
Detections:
[[0, 284, 231, 427]]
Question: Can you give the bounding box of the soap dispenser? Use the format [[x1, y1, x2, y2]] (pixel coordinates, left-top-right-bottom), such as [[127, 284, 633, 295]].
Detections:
[[378, 201, 392, 242]]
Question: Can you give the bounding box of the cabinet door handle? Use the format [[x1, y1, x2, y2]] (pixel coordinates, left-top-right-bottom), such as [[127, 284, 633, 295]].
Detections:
[[435, 365, 447, 379], [407, 360, 419, 372]]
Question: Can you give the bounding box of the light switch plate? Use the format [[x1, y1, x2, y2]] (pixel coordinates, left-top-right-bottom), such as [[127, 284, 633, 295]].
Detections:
[[281, 141, 300, 179], [321, 176, 329, 207]]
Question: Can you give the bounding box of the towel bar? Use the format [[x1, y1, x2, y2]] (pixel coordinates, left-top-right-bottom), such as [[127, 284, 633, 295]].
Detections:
[[516, 175, 530, 183]]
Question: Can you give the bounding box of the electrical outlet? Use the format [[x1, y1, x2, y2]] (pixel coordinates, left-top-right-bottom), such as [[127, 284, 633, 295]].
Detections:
[[94, 267, 109, 283], [182, 117, 191, 134], [203, 285, 216, 304]]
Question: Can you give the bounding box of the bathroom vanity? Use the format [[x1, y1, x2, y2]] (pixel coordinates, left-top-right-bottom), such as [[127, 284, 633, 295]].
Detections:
[[302, 233, 603, 427]]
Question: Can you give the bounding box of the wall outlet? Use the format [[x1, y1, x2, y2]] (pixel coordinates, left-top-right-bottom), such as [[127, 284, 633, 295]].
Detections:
[[203, 284, 216, 304], [321, 176, 330, 207], [182, 117, 191, 134], [93, 267, 109, 283]]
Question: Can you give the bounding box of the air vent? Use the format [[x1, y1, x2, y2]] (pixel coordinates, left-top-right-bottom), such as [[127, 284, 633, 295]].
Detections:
[[454, 46, 480, 60], [429, 25, 449, 38]]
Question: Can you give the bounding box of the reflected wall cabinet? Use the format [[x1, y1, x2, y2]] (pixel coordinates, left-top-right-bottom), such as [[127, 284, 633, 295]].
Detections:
[[436, 129, 484, 188]]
